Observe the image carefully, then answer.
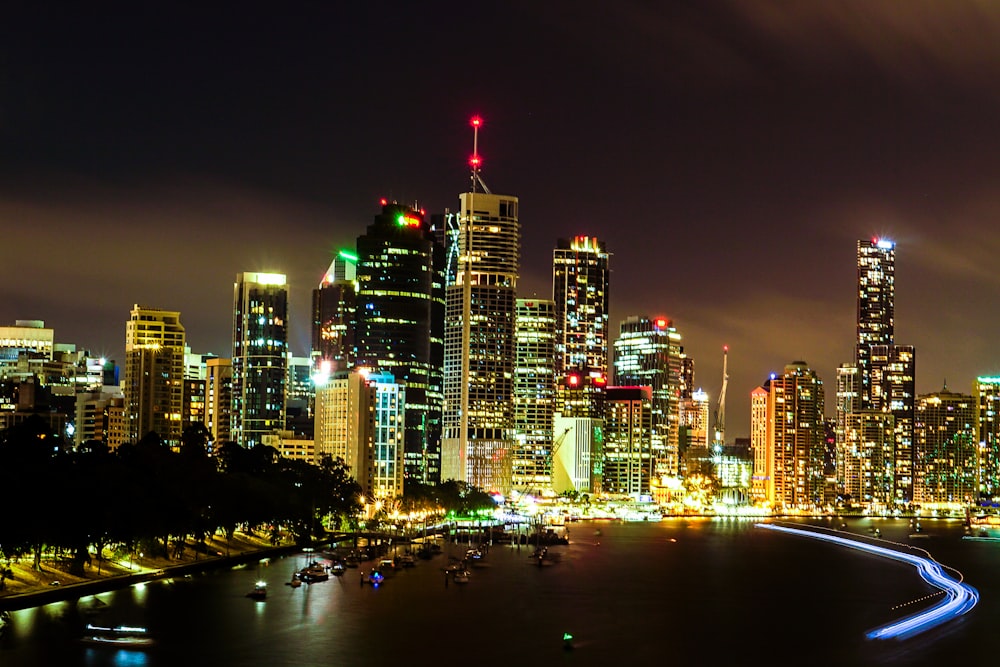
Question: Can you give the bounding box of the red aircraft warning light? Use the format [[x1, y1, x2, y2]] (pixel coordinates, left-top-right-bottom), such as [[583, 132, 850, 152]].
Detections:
[[470, 116, 482, 128]]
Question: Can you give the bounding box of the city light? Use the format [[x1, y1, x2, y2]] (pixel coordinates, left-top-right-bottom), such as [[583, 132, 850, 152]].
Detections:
[[757, 524, 978, 640]]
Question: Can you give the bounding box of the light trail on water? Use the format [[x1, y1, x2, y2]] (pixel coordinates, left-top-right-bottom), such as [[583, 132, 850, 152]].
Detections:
[[756, 523, 979, 640]]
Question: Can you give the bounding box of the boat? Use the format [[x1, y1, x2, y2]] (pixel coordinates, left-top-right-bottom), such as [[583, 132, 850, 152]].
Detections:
[[81, 624, 155, 648], [364, 568, 385, 586], [246, 581, 267, 600], [452, 569, 470, 584], [298, 561, 330, 583]]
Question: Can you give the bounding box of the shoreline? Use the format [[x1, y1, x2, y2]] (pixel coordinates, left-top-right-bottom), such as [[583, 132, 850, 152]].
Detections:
[[0, 534, 333, 613]]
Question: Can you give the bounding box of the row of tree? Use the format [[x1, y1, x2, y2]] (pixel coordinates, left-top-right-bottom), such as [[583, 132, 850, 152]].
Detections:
[[0, 416, 362, 573]]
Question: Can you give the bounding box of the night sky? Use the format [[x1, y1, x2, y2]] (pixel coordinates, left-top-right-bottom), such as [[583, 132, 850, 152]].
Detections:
[[4, 2, 1000, 438]]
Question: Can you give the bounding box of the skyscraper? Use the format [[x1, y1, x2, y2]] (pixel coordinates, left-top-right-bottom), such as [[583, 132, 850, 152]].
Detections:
[[768, 362, 825, 510], [869, 344, 916, 504], [312, 250, 357, 375], [856, 238, 895, 407], [205, 357, 232, 446], [355, 202, 445, 485], [513, 298, 556, 493], [553, 236, 610, 419], [612, 316, 683, 477], [232, 272, 288, 448], [914, 386, 977, 507], [124, 305, 186, 449], [602, 386, 653, 496], [974, 376, 1000, 500], [441, 189, 520, 493]]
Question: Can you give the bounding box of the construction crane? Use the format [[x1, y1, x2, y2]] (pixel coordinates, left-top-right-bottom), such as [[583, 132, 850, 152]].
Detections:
[[713, 346, 728, 452], [547, 427, 573, 471]]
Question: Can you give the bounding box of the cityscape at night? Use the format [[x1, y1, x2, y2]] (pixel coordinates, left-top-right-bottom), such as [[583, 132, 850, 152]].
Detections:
[[4, 2, 1000, 665]]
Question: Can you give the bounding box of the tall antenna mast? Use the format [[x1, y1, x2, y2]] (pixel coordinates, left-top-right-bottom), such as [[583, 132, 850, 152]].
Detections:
[[459, 116, 482, 476], [714, 345, 728, 450]]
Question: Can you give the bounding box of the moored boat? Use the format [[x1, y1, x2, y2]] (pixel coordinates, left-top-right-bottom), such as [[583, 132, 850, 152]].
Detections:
[[81, 624, 154, 648], [246, 581, 267, 600]]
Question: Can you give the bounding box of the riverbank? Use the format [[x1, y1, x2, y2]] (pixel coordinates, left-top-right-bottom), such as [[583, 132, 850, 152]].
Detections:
[[0, 531, 304, 612]]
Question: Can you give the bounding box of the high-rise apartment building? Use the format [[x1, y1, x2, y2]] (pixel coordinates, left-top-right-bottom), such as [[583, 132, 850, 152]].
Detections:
[[856, 238, 895, 407], [553, 236, 610, 419], [602, 386, 653, 496], [768, 362, 825, 510], [869, 344, 916, 504], [124, 305, 186, 449], [513, 298, 557, 493], [750, 383, 770, 504], [612, 316, 682, 477], [679, 388, 710, 455], [354, 202, 445, 486], [312, 250, 357, 375], [914, 387, 977, 507], [974, 376, 1000, 500], [205, 357, 232, 447], [441, 190, 519, 493], [232, 272, 288, 448]]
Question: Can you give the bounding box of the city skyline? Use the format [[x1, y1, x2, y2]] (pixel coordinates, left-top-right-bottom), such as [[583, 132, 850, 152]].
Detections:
[[5, 2, 1000, 438]]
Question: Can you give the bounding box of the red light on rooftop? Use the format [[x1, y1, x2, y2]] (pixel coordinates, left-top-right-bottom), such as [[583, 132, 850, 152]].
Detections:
[[655, 318, 667, 328], [380, 198, 387, 206], [470, 116, 482, 127]]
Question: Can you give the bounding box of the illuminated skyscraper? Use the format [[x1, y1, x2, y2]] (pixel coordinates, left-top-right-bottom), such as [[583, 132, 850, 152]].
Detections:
[[869, 344, 916, 504], [513, 298, 556, 493], [205, 357, 232, 446], [312, 250, 357, 374], [232, 272, 288, 448], [355, 202, 445, 485], [749, 383, 770, 505], [602, 386, 653, 495], [768, 362, 825, 510], [612, 316, 683, 477], [914, 387, 977, 507], [856, 238, 895, 407], [124, 305, 186, 449], [553, 236, 610, 419], [441, 190, 519, 492], [974, 376, 1000, 500]]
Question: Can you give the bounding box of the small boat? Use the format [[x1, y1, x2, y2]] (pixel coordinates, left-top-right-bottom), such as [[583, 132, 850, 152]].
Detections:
[[298, 561, 330, 583], [365, 568, 385, 586], [246, 581, 267, 600], [81, 624, 154, 648]]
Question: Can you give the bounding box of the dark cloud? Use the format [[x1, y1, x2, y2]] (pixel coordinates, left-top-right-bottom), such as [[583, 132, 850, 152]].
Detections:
[[3, 1, 1000, 437]]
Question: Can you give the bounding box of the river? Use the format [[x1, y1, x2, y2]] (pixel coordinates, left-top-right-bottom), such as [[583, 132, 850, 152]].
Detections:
[[0, 516, 994, 666]]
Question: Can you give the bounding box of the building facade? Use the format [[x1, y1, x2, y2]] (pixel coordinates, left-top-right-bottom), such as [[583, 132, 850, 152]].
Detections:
[[512, 298, 557, 493], [441, 191, 519, 493], [768, 362, 825, 510], [355, 202, 445, 486], [232, 272, 288, 448], [914, 387, 977, 507], [553, 236, 610, 420], [612, 316, 683, 477], [123, 305, 186, 449]]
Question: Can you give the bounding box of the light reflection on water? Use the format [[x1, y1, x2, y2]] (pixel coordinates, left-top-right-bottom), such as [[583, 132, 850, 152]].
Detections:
[[0, 519, 992, 666]]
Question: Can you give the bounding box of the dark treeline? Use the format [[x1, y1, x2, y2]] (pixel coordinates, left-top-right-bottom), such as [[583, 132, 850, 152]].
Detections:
[[0, 416, 362, 574]]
